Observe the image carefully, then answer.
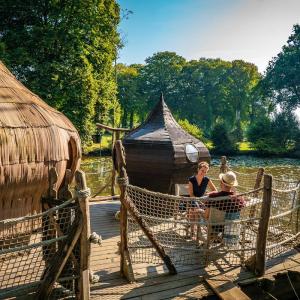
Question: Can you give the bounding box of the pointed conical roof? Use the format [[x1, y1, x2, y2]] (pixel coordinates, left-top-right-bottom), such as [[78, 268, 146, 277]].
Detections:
[[124, 93, 205, 147]]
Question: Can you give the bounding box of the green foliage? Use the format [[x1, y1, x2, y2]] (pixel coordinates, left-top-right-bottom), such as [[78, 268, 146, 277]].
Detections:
[[117, 54, 262, 142], [211, 122, 237, 154], [0, 0, 120, 145], [238, 142, 253, 151], [117, 63, 144, 128], [263, 24, 300, 110], [247, 112, 300, 154], [178, 119, 206, 141]]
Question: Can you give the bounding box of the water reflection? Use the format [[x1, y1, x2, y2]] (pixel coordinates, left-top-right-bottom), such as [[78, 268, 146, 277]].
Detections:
[[81, 156, 300, 196]]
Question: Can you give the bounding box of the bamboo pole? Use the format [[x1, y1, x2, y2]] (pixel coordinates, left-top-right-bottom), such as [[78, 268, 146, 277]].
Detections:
[[255, 174, 272, 276]]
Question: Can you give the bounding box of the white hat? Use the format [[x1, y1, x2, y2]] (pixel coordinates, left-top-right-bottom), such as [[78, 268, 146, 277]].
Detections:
[[219, 171, 238, 187]]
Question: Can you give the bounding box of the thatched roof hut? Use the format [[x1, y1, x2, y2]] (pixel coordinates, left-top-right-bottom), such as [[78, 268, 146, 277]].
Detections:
[[123, 94, 210, 193], [0, 61, 81, 221]]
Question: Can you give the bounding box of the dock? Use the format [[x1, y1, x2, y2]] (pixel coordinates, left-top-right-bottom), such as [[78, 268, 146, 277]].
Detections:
[[89, 199, 300, 299]]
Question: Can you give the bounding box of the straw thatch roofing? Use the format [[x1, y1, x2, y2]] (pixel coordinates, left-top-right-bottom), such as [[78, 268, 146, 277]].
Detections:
[[0, 61, 81, 221]]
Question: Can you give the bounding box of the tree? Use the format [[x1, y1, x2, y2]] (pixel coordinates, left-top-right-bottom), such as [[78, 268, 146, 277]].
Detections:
[[0, 0, 120, 144], [264, 24, 300, 110], [247, 112, 300, 154], [140, 51, 186, 111], [179, 58, 232, 132], [211, 122, 237, 154], [117, 63, 145, 128], [226, 60, 261, 137]]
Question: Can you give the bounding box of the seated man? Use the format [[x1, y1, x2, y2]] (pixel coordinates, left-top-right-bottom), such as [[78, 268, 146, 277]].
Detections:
[[204, 171, 245, 245]]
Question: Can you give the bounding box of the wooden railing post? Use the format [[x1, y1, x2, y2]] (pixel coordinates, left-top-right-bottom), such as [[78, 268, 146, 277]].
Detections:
[[255, 174, 272, 276], [249, 168, 265, 221], [75, 170, 91, 300], [114, 139, 134, 282], [220, 156, 229, 173], [295, 181, 300, 233]]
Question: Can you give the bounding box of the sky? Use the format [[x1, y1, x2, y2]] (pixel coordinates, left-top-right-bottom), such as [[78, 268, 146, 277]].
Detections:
[[118, 0, 300, 73]]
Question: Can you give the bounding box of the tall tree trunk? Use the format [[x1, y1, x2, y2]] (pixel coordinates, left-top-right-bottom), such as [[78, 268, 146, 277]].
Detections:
[[129, 111, 134, 129], [122, 107, 128, 128]]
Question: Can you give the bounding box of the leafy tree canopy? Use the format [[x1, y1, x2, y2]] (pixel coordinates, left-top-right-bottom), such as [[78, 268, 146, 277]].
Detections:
[[264, 24, 300, 110], [0, 0, 120, 144]]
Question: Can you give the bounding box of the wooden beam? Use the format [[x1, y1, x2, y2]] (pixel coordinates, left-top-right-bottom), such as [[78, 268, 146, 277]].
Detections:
[[249, 168, 265, 221], [75, 170, 91, 300], [255, 174, 272, 276], [205, 275, 251, 300], [37, 213, 83, 299], [96, 122, 131, 132], [220, 156, 229, 173]]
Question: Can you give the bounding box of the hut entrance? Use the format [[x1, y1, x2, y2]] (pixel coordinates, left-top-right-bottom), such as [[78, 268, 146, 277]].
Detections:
[[67, 137, 78, 172]]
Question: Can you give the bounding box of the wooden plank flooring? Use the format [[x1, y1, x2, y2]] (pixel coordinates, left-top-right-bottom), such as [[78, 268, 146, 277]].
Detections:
[[89, 200, 300, 300]]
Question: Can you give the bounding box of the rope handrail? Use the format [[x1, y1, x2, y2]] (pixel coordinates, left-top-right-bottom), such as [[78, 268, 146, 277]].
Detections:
[[126, 183, 263, 202], [137, 213, 261, 225], [272, 177, 300, 184], [0, 235, 67, 255], [269, 204, 300, 220], [0, 197, 76, 225], [272, 186, 300, 193]]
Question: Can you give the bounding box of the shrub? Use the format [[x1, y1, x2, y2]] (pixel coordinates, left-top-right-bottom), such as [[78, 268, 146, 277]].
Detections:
[[178, 119, 207, 142]]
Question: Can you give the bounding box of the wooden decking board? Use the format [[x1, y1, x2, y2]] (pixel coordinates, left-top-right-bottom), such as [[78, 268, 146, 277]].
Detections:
[[205, 275, 250, 300], [89, 200, 300, 300], [91, 276, 203, 299]]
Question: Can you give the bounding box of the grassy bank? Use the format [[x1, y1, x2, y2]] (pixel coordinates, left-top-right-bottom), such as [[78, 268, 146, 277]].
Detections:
[[83, 138, 300, 159]]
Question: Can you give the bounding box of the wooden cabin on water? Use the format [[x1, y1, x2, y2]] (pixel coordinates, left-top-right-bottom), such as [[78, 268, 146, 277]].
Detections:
[[122, 93, 210, 193], [0, 61, 81, 222]]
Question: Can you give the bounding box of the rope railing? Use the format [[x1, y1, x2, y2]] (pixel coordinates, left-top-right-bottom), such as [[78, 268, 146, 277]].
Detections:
[[112, 145, 300, 280], [0, 168, 92, 299], [119, 173, 299, 278], [125, 183, 264, 268]]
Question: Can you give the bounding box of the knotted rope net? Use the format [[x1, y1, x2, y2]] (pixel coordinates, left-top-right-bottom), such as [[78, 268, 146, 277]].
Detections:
[[124, 170, 300, 274], [209, 166, 260, 193], [0, 198, 81, 299], [267, 182, 300, 258], [126, 184, 264, 269]]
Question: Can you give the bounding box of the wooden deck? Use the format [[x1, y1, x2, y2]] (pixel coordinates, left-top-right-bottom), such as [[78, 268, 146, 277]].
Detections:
[[89, 200, 300, 300]]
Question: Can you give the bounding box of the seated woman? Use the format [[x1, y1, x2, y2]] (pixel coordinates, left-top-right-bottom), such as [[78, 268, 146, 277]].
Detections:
[[187, 161, 217, 238]]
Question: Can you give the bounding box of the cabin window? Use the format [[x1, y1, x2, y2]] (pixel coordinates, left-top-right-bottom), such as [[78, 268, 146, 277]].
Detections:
[[185, 144, 198, 162]]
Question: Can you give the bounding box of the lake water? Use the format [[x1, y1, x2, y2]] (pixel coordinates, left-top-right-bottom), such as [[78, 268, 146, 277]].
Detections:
[[81, 155, 300, 196]]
